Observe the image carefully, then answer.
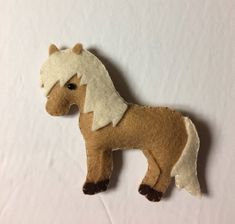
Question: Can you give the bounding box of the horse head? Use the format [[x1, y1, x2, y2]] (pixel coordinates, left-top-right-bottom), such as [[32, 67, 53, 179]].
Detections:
[[40, 43, 127, 131]]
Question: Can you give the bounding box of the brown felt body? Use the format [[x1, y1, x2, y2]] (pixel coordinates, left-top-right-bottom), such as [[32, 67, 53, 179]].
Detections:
[[46, 76, 188, 199]]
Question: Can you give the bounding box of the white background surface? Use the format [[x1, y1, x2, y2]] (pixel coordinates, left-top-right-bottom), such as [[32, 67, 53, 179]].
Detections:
[[0, 0, 235, 223]]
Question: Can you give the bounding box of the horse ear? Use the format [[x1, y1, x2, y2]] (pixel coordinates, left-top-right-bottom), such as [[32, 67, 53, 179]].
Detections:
[[72, 43, 83, 54], [49, 44, 59, 55]]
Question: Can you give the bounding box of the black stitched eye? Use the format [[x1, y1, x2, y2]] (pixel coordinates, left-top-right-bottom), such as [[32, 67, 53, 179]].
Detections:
[[66, 83, 77, 90]]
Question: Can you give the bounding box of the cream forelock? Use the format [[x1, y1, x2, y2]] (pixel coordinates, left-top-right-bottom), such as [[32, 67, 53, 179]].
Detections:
[[40, 48, 128, 131]]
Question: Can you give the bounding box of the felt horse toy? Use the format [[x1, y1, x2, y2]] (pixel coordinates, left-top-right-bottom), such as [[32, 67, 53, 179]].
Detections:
[[40, 43, 201, 202]]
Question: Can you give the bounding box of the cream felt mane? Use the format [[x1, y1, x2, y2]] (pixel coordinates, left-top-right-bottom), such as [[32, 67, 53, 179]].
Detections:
[[40, 47, 128, 131]]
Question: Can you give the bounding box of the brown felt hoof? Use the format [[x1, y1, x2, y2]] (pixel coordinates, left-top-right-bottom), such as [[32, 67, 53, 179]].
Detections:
[[83, 182, 97, 195], [139, 184, 163, 202], [146, 188, 163, 202], [96, 179, 110, 192], [138, 184, 151, 195], [83, 179, 110, 195]]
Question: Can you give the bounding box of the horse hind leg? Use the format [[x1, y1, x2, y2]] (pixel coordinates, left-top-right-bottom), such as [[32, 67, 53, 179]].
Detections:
[[139, 150, 174, 202], [139, 150, 163, 202], [152, 167, 172, 197]]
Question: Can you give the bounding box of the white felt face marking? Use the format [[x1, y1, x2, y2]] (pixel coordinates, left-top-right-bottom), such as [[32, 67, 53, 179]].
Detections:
[[40, 48, 127, 131]]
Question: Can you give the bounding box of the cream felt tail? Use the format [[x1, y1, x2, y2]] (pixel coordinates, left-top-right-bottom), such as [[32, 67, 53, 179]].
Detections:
[[171, 117, 201, 197]]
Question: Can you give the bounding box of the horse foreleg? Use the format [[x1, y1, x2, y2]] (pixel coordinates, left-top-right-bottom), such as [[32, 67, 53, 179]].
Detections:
[[83, 148, 113, 195]]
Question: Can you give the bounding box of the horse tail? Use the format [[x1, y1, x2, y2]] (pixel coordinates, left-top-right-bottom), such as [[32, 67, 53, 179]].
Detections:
[[171, 117, 201, 197]]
